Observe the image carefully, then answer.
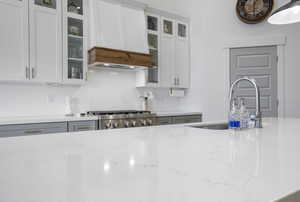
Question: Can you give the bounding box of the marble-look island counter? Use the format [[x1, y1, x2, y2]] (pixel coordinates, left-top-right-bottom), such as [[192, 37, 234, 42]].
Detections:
[[0, 118, 300, 202]]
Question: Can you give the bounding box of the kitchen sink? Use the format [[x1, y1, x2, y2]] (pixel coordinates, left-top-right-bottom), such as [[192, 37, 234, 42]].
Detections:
[[276, 190, 300, 202], [188, 123, 229, 130]]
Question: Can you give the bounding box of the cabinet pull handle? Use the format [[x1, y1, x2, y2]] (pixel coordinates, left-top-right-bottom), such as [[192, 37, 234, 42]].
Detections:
[[24, 130, 43, 134], [25, 67, 30, 79], [174, 78, 176, 86], [31, 68, 36, 79], [177, 78, 180, 86], [77, 127, 90, 130]]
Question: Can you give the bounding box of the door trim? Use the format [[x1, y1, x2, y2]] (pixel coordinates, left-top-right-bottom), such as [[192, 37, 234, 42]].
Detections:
[[223, 35, 287, 118]]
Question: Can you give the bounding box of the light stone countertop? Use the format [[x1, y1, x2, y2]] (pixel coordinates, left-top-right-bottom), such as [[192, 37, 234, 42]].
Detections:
[[0, 118, 299, 202], [0, 115, 98, 126]]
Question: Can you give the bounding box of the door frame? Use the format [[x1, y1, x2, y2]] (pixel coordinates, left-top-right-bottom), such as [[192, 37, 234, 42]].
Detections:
[[223, 35, 287, 117]]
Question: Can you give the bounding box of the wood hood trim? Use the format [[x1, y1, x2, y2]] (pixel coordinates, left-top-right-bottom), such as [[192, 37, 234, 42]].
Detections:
[[88, 47, 153, 68]]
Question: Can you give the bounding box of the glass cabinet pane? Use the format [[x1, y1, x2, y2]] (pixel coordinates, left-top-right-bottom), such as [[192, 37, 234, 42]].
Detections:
[[149, 49, 158, 67], [163, 20, 173, 35], [148, 68, 158, 83], [68, 37, 83, 59], [148, 34, 158, 50], [35, 0, 56, 9], [178, 23, 187, 38], [68, 0, 83, 15], [68, 18, 83, 36], [147, 16, 158, 31], [68, 60, 83, 79]]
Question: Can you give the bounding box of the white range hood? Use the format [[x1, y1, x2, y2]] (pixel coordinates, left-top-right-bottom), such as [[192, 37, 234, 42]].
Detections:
[[88, 0, 151, 69]]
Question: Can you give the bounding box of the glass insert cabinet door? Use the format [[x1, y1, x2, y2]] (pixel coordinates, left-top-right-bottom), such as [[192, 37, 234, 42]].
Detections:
[[66, 0, 85, 80], [147, 33, 159, 83], [35, 0, 56, 9]]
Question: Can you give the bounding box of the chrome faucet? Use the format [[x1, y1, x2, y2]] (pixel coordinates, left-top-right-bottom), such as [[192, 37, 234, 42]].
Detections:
[[229, 77, 263, 128]]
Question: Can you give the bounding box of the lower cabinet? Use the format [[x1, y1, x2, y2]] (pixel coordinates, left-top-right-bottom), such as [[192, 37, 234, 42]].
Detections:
[[157, 114, 202, 125], [0, 122, 68, 138], [68, 121, 98, 132], [156, 117, 173, 125]]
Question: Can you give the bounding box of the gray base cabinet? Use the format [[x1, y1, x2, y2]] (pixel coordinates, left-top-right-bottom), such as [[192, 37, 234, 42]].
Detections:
[[0, 122, 68, 138], [157, 114, 202, 126], [68, 121, 98, 132]]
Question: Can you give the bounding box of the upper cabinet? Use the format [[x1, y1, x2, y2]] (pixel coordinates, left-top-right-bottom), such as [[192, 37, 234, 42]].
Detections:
[[0, 0, 87, 85], [89, 0, 148, 54], [175, 21, 190, 88], [62, 0, 88, 84], [146, 14, 160, 84], [137, 9, 191, 89], [29, 0, 62, 83], [0, 0, 29, 82]]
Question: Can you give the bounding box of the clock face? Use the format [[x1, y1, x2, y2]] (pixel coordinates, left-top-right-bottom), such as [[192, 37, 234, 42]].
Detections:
[[236, 0, 274, 24]]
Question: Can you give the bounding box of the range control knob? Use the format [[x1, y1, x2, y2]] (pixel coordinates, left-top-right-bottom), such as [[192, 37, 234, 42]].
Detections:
[[131, 121, 137, 127], [105, 121, 112, 129], [140, 120, 147, 126], [112, 122, 119, 128], [147, 119, 153, 126], [124, 121, 130, 128]]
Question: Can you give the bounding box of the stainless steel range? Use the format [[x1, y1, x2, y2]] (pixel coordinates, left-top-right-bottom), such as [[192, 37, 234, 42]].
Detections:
[[87, 110, 157, 130]]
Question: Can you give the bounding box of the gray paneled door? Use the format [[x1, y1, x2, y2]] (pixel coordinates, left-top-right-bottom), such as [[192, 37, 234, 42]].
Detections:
[[230, 46, 278, 117]]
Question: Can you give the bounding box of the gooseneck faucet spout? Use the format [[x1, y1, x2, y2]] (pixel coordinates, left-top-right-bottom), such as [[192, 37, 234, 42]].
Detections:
[[229, 77, 262, 128]]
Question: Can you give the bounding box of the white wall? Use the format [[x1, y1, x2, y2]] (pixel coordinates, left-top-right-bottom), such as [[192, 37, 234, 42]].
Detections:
[[140, 0, 300, 121], [0, 69, 181, 117]]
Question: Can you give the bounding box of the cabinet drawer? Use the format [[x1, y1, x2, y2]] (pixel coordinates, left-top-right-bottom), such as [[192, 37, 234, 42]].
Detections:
[[172, 115, 202, 124], [156, 117, 173, 125], [68, 121, 97, 132], [0, 122, 68, 138]]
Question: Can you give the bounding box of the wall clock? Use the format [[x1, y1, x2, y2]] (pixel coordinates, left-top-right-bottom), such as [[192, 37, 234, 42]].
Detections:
[[236, 0, 274, 24]]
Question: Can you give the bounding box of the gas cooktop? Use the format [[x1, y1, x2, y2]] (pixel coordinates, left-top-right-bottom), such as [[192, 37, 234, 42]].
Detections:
[[86, 110, 157, 129], [87, 110, 151, 116]]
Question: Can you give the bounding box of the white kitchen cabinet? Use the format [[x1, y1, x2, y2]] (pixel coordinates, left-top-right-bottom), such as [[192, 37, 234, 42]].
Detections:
[[62, 0, 88, 84], [175, 21, 190, 88], [160, 18, 190, 89], [160, 17, 176, 88], [89, 0, 148, 53], [0, 0, 29, 82], [29, 0, 62, 83], [0, 0, 86, 85], [136, 13, 160, 87], [137, 10, 190, 89]]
